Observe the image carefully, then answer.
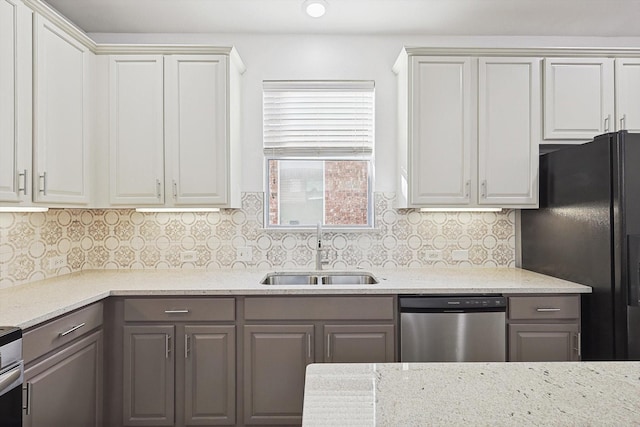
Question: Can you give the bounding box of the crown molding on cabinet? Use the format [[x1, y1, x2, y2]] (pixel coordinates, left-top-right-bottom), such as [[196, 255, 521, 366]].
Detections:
[[401, 46, 640, 58], [94, 44, 246, 72], [21, 0, 96, 50], [20, 0, 246, 69]]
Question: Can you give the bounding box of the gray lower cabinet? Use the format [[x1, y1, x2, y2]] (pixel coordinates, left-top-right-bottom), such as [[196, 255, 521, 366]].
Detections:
[[122, 298, 236, 427], [243, 324, 314, 425], [323, 324, 395, 363], [123, 325, 175, 426], [507, 295, 581, 362], [24, 330, 103, 427], [509, 323, 581, 361], [242, 296, 397, 425], [184, 325, 236, 426], [22, 302, 104, 427]]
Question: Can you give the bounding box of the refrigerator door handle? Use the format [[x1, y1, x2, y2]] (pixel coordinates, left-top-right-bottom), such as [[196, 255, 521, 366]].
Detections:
[[628, 235, 640, 307]]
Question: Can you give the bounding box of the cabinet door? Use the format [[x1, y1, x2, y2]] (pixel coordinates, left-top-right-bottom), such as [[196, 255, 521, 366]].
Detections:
[[243, 324, 314, 425], [615, 58, 640, 132], [183, 325, 235, 426], [165, 55, 229, 206], [24, 330, 102, 427], [543, 57, 614, 140], [123, 325, 175, 426], [33, 14, 89, 204], [509, 323, 580, 362], [323, 324, 395, 363], [478, 57, 540, 206], [109, 55, 164, 205], [409, 56, 473, 205], [0, 0, 31, 204]]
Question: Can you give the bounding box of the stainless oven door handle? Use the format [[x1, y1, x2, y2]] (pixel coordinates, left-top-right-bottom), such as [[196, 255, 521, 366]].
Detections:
[[0, 364, 22, 395]]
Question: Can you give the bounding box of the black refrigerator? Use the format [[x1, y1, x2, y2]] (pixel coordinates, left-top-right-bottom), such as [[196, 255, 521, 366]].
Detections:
[[521, 130, 640, 361]]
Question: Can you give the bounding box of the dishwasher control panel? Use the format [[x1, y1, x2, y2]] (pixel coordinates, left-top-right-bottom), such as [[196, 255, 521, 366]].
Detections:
[[400, 295, 506, 310]]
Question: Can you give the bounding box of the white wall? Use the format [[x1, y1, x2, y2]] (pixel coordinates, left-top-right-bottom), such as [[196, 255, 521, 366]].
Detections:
[[90, 33, 640, 193]]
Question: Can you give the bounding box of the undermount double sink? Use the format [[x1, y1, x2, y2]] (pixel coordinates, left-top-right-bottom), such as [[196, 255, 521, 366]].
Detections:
[[260, 271, 379, 286]]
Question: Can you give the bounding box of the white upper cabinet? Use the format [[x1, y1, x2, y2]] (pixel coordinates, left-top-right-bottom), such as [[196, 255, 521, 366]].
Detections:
[[478, 57, 540, 206], [0, 0, 32, 204], [404, 56, 474, 206], [615, 58, 640, 133], [33, 14, 90, 204], [109, 55, 165, 205], [164, 55, 230, 206], [395, 50, 540, 208], [109, 52, 243, 208], [543, 57, 614, 141]]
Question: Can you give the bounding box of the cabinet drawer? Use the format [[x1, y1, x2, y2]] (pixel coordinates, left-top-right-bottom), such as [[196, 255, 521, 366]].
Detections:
[[24, 302, 103, 364], [244, 296, 394, 321], [124, 298, 235, 322], [508, 296, 580, 320]]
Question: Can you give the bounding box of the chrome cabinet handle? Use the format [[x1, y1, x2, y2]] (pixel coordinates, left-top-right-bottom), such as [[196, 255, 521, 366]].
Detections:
[[23, 383, 31, 415], [18, 169, 28, 195], [536, 308, 561, 312], [481, 180, 487, 198], [326, 335, 331, 359], [307, 334, 312, 359], [620, 114, 627, 130], [39, 172, 47, 195], [604, 115, 611, 132], [164, 309, 189, 314], [185, 334, 190, 359], [156, 179, 162, 199], [59, 322, 86, 337], [464, 180, 470, 198], [574, 332, 582, 358], [172, 180, 178, 199], [165, 334, 171, 359]]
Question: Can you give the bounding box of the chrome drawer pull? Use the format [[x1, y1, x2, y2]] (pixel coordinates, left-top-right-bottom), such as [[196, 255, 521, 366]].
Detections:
[[164, 309, 189, 314], [536, 308, 561, 312], [59, 322, 86, 337]]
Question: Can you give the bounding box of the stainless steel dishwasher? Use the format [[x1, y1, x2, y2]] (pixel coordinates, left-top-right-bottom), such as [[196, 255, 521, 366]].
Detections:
[[400, 295, 507, 362]]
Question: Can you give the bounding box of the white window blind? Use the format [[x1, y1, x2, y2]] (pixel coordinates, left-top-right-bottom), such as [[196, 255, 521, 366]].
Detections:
[[263, 80, 374, 156]]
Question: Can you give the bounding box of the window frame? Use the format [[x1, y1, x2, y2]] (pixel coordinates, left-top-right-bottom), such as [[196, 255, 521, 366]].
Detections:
[[263, 80, 375, 230], [264, 155, 374, 230]]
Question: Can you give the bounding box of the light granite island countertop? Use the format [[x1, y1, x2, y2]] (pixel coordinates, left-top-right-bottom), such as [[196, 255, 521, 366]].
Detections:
[[0, 267, 590, 328], [302, 362, 640, 426]]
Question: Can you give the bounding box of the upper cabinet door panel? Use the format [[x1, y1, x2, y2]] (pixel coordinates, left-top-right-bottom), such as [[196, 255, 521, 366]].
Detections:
[[410, 56, 473, 205], [164, 55, 228, 206], [543, 57, 614, 140], [478, 57, 540, 206], [109, 55, 164, 205], [0, 0, 19, 202], [615, 58, 640, 132], [33, 15, 89, 204]]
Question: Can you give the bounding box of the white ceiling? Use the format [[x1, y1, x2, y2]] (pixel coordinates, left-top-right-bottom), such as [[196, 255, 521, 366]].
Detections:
[[44, 0, 640, 37]]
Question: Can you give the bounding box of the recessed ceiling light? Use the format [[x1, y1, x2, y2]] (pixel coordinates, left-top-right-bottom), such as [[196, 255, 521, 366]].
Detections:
[[303, 0, 328, 18]]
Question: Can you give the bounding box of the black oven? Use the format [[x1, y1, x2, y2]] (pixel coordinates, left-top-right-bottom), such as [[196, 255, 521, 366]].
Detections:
[[0, 327, 23, 427]]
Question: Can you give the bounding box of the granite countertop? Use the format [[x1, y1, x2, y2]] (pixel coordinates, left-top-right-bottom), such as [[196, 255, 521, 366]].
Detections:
[[0, 267, 590, 328], [302, 362, 640, 426]]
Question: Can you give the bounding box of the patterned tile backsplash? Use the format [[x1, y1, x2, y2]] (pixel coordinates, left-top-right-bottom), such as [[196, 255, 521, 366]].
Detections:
[[0, 192, 516, 289]]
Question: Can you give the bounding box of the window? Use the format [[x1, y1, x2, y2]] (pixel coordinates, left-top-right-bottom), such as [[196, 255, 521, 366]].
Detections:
[[264, 81, 374, 228]]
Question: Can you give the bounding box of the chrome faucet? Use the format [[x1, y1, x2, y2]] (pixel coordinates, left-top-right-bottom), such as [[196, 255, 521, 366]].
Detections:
[[316, 223, 323, 271]]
